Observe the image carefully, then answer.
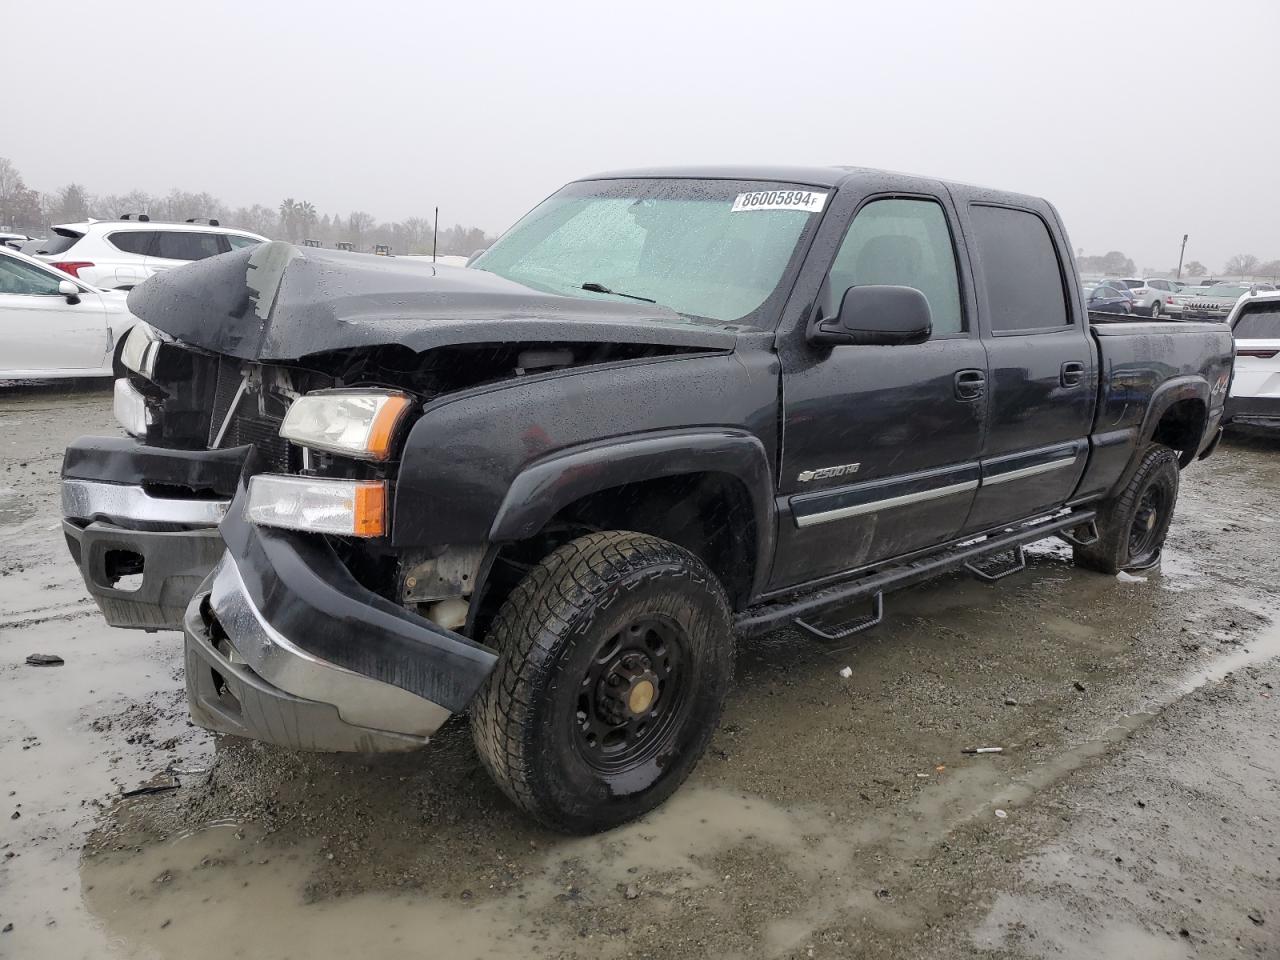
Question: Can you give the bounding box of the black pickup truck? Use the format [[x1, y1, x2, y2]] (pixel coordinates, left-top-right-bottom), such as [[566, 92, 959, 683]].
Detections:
[[60, 166, 1233, 832]]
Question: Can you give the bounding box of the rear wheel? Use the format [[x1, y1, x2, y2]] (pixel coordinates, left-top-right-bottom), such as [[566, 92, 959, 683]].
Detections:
[[1073, 444, 1180, 573], [471, 531, 734, 833], [1151, 300, 1162, 318]]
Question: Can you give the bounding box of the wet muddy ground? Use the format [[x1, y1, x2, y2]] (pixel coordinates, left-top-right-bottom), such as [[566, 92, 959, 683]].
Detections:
[[1, 382, 1278, 959]]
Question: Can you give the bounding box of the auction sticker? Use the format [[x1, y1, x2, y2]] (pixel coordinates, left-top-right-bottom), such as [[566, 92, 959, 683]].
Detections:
[[731, 190, 828, 213]]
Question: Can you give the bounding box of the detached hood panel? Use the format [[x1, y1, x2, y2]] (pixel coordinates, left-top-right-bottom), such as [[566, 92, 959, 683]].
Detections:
[[127, 242, 741, 360]]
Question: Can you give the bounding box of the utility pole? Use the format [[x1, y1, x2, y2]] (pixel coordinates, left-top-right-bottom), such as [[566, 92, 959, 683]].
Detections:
[[1176, 234, 1189, 279], [432, 207, 438, 263]]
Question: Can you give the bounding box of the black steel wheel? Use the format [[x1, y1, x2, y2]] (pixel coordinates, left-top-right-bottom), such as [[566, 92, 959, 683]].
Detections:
[[471, 531, 734, 833], [1073, 444, 1180, 574], [574, 616, 690, 773]]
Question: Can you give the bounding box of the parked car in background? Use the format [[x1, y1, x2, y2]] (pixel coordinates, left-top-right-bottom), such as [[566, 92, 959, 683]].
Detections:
[[1, 232, 34, 250], [1168, 284, 1210, 317], [0, 246, 137, 379], [1107, 277, 1182, 317], [1181, 282, 1277, 321], [1083, 283, 1133, 315], [1225, 290, 1280, 430], [26, 218, 267, 290]]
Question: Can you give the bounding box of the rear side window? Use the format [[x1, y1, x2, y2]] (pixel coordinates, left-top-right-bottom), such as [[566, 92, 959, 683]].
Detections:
[[31, 229, 82, 256], [970, 205, 1070, 332], [826, 198, 964, 335], [153, 231, 224, 261], [108, 231, 156, 255], [1234, 306, 1280, 339]]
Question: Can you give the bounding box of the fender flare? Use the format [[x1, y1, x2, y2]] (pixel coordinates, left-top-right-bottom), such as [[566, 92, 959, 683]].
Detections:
[[488, 428, 776, 598], [1137, 376, 1210, 467]]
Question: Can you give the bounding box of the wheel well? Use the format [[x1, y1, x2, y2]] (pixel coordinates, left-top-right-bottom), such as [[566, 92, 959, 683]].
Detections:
[[471, 472, 758, 638], [1151, 397, 1207, 465]]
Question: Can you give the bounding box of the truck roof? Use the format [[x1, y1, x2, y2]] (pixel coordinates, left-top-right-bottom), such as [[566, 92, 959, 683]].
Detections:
[[578, 165, 1048, 210]]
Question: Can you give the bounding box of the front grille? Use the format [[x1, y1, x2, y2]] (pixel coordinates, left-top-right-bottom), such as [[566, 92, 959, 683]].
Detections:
[[221, 414, 293, 473], [207, 358, 293, 473], [208, 357, 243, 445]]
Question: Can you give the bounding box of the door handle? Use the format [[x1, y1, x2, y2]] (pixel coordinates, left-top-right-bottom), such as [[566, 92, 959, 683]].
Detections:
[[954, 369, 986, 401], [1060, 361, 1086, 387]]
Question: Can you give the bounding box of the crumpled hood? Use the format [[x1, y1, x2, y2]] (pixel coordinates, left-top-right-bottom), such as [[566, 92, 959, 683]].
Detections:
[[126, 241, 741, 360]]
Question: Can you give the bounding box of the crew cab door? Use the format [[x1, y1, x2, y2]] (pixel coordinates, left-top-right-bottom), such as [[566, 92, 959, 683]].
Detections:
[[954, 201, 1097, 531], [771, 183, 987, 589]]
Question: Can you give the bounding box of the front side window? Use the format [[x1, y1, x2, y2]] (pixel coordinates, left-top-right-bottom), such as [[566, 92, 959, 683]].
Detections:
[[472, 178, 827, 324], [825, 197, 964, 336], [970, 205, 1070, 332], [153, 231, 224, 261], [226, 234, 262, 250], [0, 255, 63, 296]]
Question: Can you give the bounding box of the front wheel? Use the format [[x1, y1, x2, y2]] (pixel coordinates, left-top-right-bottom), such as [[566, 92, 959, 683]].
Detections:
[[471, 531, 734, 833], [1073, 444, 1180, 574]]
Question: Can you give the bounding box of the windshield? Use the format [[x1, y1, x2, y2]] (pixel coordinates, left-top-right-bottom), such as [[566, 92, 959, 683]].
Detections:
[[471, 178, 828, 323]]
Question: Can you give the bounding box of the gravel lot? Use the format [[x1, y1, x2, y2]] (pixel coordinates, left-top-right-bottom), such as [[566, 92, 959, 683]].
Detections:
[[1, 382, 1277, 959]]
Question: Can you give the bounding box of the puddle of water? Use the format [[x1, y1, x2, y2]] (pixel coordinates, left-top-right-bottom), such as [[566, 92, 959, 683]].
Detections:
[[73, 786, 851, 960], [976, 890, 1193, 959]]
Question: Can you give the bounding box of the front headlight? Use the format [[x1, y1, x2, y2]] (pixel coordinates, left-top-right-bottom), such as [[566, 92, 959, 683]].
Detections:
[[246, 475, 386, 537], [279, 390, 412, 460], [120, 323, 161, 378]]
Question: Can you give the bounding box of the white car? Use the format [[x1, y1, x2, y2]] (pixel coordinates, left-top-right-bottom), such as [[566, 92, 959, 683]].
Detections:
[[27, 217, 267, 290], [1108, 277, 1184, 317], [0, 246, 138, 379], [1226, 289, 1280, 431]]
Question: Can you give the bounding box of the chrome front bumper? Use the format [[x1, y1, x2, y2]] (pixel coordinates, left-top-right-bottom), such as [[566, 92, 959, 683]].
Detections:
[[185, 555, 452, 752], [62, 479, 231, 630], [62, 478, 229, 528]]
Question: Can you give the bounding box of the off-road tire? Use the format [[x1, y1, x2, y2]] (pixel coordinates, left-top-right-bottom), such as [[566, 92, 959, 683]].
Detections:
[[471, 531, 734, 834], [1073, 444, 1180, 574]]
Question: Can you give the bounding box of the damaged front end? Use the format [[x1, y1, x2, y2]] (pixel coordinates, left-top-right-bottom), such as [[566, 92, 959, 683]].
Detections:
[[63, 320, 497, 751]]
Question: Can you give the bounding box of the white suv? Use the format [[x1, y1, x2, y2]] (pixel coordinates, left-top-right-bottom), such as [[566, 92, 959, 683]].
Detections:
[[28, 218, 267, 290], [1226, 289, 1280, 432], [1108, 277, 1184, 318]]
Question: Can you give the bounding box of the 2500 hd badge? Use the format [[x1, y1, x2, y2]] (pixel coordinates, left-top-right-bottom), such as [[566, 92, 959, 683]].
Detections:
[[61, 165, 1231, 833]]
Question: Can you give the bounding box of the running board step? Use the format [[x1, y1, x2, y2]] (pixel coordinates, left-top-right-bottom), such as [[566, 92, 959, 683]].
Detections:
[[965, 546, 1026, 582], [734, 508, 1097, 640], [793, 592, 884, 642], [1057, 519, 1100, 547]]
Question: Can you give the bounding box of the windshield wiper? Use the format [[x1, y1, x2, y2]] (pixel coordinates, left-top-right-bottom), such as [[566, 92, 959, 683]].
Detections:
[[580, 281, 656, 304]]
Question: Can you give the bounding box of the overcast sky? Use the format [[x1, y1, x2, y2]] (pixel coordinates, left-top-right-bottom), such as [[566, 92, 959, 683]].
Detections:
[[7, 0, 1277, 273]]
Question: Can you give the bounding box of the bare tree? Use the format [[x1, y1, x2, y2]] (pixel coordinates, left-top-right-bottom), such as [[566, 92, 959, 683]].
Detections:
[[1224, 254, 1260, 278], [1183, 260, 1208, 278], [347, 211, 376, 248], [0, 157, 29, 229], [48, 183, 92, 223]]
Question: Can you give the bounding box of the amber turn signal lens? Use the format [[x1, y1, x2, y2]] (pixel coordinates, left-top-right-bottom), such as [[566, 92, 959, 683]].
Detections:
[[352, 482, 387, 537], [366, 395, 412, 460]]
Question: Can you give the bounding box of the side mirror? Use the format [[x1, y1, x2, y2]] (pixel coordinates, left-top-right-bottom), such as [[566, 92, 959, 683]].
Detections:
[[465, 247, 487, 267], [808, 284, 932, 347], [58, 279, 81, 304]]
